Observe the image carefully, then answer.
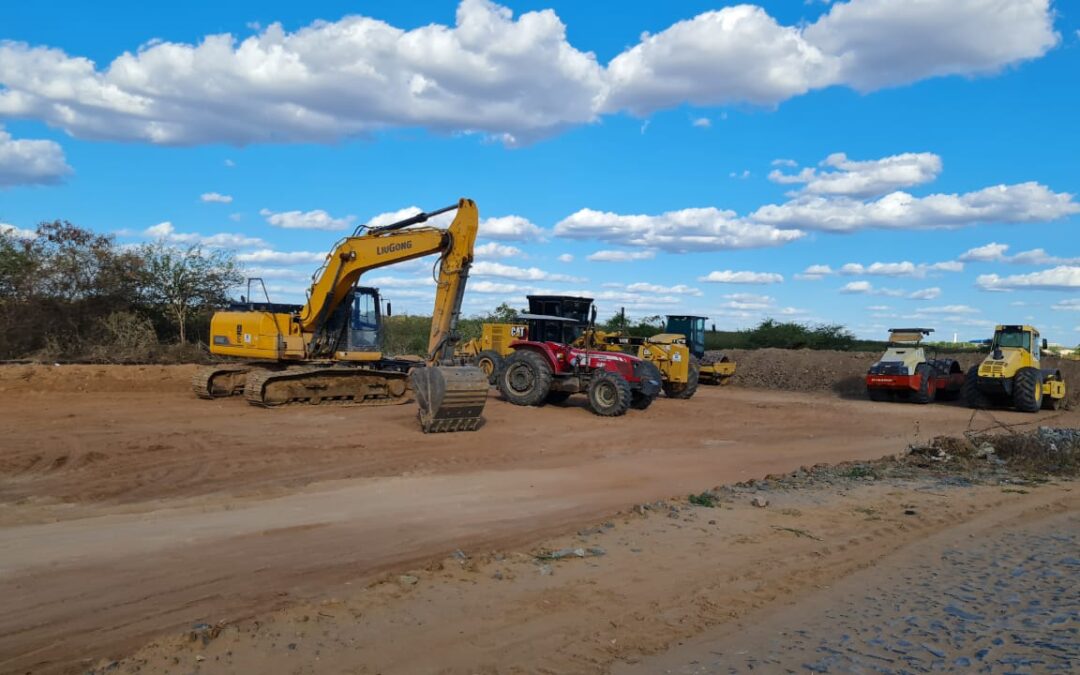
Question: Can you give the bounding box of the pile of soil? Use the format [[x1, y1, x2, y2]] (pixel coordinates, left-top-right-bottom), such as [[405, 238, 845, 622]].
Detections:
[[0, 364, 198, 394], [711, 348, 1080, 406]]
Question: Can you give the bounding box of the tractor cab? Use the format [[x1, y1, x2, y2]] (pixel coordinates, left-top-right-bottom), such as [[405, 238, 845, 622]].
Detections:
[[664, 315, 707, 359], [523, 295, 594, 343]]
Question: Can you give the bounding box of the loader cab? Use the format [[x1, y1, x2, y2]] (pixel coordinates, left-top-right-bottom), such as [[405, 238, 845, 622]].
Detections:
[[665, 315, 707, 359]]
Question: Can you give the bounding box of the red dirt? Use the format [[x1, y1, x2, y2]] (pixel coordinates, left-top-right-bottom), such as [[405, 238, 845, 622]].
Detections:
[[0, 362, 1076, 673]]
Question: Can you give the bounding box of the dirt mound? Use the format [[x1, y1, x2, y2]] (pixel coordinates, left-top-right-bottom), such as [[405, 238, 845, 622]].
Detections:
[[0, 364, 198, 394], [711, 348, 1080, 406]]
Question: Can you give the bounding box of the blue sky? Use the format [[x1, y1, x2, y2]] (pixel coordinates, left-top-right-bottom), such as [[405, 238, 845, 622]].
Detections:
[[1, 0, 1078, 342]]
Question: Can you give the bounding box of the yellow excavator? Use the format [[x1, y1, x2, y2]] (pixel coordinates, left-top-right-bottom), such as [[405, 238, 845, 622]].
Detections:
[[193, 198, 489, 432]]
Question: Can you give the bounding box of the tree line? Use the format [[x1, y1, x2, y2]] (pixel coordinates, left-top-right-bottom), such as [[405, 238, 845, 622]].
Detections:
[[0, 221, 241, 361]]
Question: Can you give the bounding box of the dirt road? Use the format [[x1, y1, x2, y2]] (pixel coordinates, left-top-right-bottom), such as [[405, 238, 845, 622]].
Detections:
[[0, 365, 1075, 673]]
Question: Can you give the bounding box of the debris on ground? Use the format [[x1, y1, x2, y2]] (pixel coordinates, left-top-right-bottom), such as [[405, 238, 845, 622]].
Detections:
[[536, 547, 606, 561]]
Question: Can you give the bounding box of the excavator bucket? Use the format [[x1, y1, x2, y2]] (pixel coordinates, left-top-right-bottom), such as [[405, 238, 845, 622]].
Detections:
[[410, 365, 489, 432]]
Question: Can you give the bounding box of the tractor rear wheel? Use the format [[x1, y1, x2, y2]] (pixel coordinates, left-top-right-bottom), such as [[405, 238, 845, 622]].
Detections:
[[911, 364, 935, 404], [587, 371, 632, 417], [1013, 367, 1043, 413], [497, 350, 552, 407], [963, 366, 990, 409], [474, 350, 503, 385], [664, 356, 700, 400]]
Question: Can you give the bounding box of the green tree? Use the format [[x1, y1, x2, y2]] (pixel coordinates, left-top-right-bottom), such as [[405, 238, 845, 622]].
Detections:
[[140, 243, 242, 343]]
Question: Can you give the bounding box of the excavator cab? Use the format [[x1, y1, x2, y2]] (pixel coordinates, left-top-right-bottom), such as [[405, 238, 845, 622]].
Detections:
[[347, 286, 382, 352]]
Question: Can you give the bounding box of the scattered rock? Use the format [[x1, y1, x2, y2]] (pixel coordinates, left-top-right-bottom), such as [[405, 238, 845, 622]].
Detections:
[[752, 496, 770, 508], [536, 563, 553, 576], [975, 443, 996, 459], [451, 549, 469, 561], [398, 574, 419, 586]]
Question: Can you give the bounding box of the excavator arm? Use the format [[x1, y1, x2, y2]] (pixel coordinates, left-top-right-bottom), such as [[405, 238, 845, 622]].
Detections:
[[298, 198, 479, 366]]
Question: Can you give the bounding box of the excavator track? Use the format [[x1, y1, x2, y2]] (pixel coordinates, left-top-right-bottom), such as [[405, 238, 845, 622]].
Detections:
[[243, 365, 412, 408], [192, 365, 252, 399]]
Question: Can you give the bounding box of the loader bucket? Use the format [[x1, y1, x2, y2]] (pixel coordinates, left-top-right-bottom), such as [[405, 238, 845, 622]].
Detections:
[[410, 365, 489, 432]]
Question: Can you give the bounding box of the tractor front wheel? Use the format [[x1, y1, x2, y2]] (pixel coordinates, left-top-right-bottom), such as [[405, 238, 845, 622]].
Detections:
[[1013, 367, 1043, 413], [587, 371, 632, 417], [497, 350, 553, 407]]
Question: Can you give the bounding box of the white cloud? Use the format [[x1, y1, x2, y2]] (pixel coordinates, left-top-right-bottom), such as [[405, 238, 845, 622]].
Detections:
[[752, 181, 1079, 233], [959, 241, 1009, 262], [960, 242, 1080, 265], [768, 152, 941, 198], [771, 158, 798, 168], [1052, 298, 1080, 311], [622, 282, 701, 296], [909, 287, 942, 300], [260, 207, 355, 231], [0, 0, 604, 145], [976, 266, 1080, 291], [555, 207, 803, 253], [0, 222, 37, 239], [475, 242, 523, 259], [840, 280, 873, 294], [691, 117, 711, 128], [557, 253, 573, 263], [795, 264, 835, 280], [224, 159, 236, 168], [472, 260, 583, 283], [200, 192, 233, 204], [236, 249, 327, 265], [480, 215, 544, 241], [866, 304, 891, 311], [364, 275, 435, 288], [1009, 248, 1080, 265], [144, 221, 267, 248], [837, 260, 963, 278], [917, 304, 980, 314], [699, 270, 784, 284], [839, 280, 906, 296], [2, 1, 1054, 146], [587, 249, 656, 262], [803, 0, 1058, 91], [603, 5, 838, 114], [244, 266, 311, 281], [0, 126, 72, 186], [603, 0, 1057, 115]]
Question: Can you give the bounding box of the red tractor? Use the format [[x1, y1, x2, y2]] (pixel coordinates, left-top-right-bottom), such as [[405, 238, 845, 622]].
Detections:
[[496, 296, 663, 416]]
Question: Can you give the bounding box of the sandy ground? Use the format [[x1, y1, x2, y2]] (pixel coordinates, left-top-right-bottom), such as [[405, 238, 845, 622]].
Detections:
[[0, 364, 1076, 673]]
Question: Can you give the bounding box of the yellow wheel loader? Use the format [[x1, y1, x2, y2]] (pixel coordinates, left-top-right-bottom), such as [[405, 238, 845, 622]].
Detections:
[[456, 322, 527, 384], [194, 198, 489, 433], [964, 325, 1067, 412]]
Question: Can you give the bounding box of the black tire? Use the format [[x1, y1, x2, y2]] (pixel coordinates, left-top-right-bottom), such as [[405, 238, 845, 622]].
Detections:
[[663, 356, 700, 400], [497, 350, 553, 406], [544, 391, 572, 405], [474, 350, 503, 385], [587, 370, 632, 417], [911, 363, 935, 404], [867, 387, 888, 402], [632, 362, 662, 410], [963, 365, 990, 409], [1013, 367, 1043, 413]]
